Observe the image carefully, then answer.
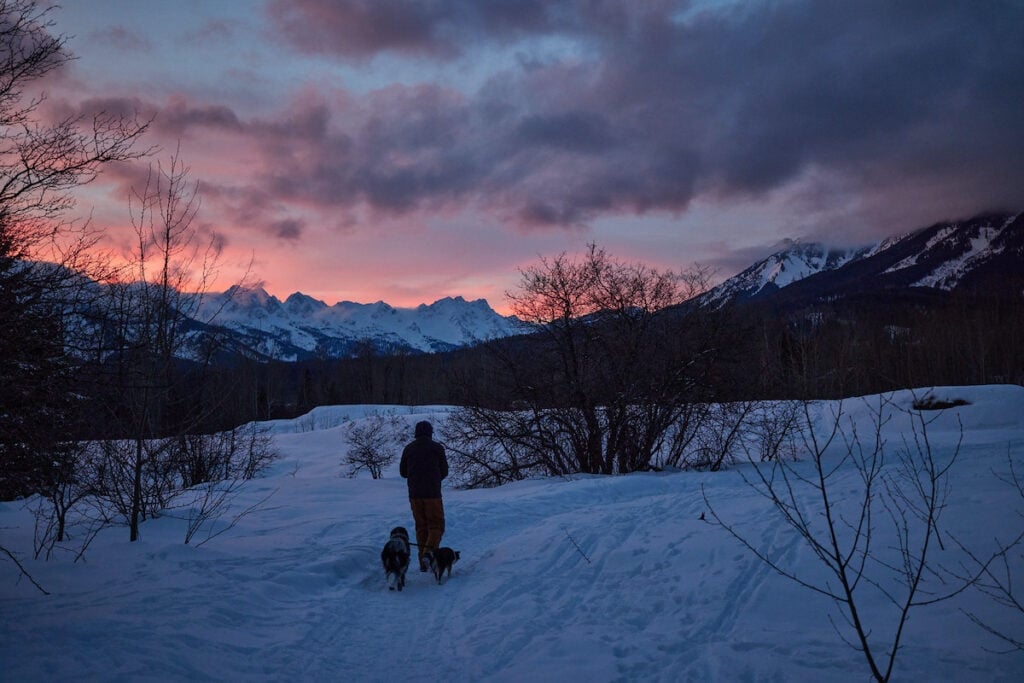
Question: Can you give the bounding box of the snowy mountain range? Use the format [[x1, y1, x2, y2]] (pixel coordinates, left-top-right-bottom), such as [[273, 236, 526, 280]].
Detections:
[[184, 210, 1020, 361], [698, 211, 1023, 309], [194, 288, 526, 361]]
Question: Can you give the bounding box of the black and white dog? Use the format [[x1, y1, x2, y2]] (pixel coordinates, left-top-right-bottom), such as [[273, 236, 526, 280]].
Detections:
[[381, 526, 411, 591], [427, 547, 460, 584]]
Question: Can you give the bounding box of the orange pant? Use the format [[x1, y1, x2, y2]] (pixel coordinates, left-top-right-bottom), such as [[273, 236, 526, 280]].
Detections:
[[409, 497, 445, 558]]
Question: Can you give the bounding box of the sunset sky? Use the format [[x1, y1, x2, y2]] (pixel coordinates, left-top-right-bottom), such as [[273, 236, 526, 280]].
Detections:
[[44, 0, 1024, 312]]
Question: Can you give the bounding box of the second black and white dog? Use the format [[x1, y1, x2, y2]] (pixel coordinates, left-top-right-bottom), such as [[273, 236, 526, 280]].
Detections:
[[381, 526, 411, 591], [424, 547, 460, 585]]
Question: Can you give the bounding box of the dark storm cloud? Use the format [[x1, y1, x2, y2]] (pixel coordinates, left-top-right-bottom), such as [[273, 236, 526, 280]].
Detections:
[[156, 97, 243, 136], [177, 1, 1024, 235], [50, 95, 241, 138], [514, 112, 615, 153], [201, 182, 307, 243], [269, 218, 304, 240], [687, 1, 1024, 198], [249, 87, 483, 214], [66, 96, 156, 122], [268, 0, 572, 59]]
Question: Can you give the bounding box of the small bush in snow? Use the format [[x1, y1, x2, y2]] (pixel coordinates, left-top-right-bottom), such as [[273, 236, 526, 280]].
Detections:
[[342, 413, 406, 479]]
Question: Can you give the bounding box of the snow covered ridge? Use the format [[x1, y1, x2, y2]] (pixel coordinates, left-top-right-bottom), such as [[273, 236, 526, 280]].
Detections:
[[885, 212, 1021, 289], [190, 287, 528, 360], [2, 385, 1023, 680], [699, 210, 1024, 307], [698, 240, 870, 306]]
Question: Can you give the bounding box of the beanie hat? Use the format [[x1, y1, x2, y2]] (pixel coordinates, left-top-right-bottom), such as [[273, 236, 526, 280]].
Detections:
[[414, 420, 433, 438]]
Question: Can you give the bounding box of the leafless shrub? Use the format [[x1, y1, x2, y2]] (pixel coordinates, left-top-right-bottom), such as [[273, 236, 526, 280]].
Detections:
[[175, 480, 278, 547], [682, 401, 758, 471], [175, 423, 277, 487], [704, 397, 1004, 682], [444, 406, 588, 486], [747, 400, 803, 463], [92, 437, 179, 533], [79, 423, 276, 545], [29, 440, 93, 560], [444, 407, 549, 487], [654, 402, 710, 469], [450, 245, 727, 478], [341, 413, 405, 479]]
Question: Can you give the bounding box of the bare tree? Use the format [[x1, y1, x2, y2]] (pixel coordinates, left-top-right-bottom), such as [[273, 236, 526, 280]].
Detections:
[[0, 0, 148, 582], [685, 401, 758, 471], [90, 151, 229, 541], [176, 424, 277, 487], [30, 440, 93, 559], [444, 407, 551, 487], [652, 401, 710, 470], [0, 0, 150, 234], [0, 0, 150, 502], [449, 245, 727, 481], [160, 423, 278, 545], [91, 437, 177, 536]]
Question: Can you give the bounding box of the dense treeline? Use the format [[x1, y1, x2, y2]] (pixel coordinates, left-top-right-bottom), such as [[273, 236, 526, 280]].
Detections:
[[744, 282, 1024, 400]]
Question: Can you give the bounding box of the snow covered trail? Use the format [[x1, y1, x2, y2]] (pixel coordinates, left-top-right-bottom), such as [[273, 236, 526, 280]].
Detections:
[[262, 472, 807, 683], [3, 387, 1024, 681], [2, 468, 813, 682]]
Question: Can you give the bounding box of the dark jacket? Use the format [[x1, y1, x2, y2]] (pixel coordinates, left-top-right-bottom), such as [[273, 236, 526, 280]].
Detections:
[[399, 437, 448, 499]]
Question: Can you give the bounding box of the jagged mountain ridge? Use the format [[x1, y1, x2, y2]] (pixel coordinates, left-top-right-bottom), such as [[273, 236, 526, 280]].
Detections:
[[195, 288, 526, 361], [699, 211, 1023, 309]]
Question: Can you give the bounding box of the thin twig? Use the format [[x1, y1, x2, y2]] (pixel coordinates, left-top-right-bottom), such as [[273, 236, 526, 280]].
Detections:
[[562, 526, 592, 564], [1, 545, 50, 595]]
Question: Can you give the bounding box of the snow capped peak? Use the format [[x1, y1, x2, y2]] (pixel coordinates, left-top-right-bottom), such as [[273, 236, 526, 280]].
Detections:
[[698, 210, 1023, 308], [195, 289, 523, 360], [885, 213, 1021, 290], [283, 292, 327, 315], [212, 285, 283, 320], [700, 240, 868, 307], [223, 284, 273, 301]]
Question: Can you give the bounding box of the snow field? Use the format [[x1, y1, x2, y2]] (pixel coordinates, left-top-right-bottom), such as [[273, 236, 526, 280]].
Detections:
[[1, 387, 1023, 681]]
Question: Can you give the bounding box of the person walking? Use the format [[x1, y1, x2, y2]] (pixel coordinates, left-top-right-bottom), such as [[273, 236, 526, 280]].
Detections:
[[399, 420, 448, 571]]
